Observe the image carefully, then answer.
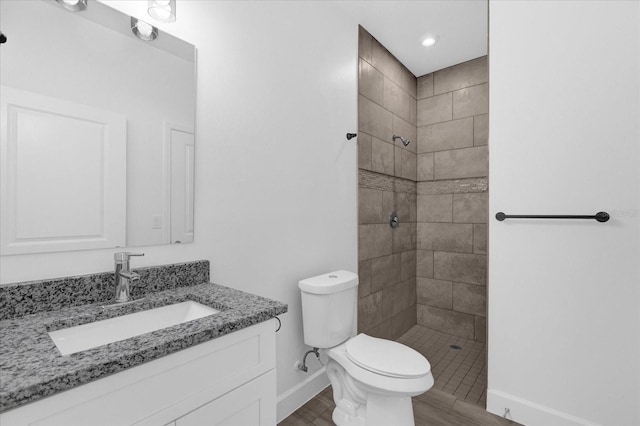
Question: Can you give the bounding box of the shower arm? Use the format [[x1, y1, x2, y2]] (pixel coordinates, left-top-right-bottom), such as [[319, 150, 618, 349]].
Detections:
[[392, 135, 410, 147]]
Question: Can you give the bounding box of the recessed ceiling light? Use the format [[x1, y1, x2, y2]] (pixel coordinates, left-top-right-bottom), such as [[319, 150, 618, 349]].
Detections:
[[422, 37, 437, 47]]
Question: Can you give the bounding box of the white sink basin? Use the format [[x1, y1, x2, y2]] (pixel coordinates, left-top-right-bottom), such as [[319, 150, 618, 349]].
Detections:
[[48, 301, 220, 356]]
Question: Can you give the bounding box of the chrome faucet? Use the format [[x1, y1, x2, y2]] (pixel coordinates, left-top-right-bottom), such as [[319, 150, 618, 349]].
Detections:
[[114, 252, 144, 303]]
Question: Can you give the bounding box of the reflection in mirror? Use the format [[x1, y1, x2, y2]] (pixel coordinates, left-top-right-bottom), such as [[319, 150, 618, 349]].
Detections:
[[0, 0, 196, 255]]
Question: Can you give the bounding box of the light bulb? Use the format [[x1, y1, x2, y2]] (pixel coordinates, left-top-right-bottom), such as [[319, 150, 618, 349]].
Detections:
[[154, 7, 171, 20], [148, 0, 175, 23], [136, 21, 153, 37], [62, 0, 79, 5], [422, 37, 437, 47]]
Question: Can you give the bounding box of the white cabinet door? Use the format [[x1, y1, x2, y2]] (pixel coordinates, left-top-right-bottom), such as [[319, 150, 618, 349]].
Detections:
[[176, 370, 276, 426]]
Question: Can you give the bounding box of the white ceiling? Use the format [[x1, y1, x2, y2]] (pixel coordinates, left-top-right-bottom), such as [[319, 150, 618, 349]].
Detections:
[[334, 0, 488, 77]]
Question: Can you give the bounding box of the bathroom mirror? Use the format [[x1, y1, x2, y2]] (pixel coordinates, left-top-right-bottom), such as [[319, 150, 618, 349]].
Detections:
[[0, 0, 196, 255]]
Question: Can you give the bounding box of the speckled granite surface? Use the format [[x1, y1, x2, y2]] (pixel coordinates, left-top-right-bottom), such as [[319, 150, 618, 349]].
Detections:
[[0, 265, 287, 412], [0, 260, 210, 321]]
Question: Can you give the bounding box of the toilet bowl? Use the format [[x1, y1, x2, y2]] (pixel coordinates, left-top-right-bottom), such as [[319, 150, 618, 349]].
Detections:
[[298, 271, 434, 426], [325, 334, 433, 426]]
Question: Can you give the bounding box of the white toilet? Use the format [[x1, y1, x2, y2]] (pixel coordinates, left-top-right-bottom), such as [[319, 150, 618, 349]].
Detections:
[[299, 270, 434, 426]]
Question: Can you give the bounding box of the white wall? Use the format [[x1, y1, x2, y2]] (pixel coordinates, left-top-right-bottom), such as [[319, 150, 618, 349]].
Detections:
[[488, 1, 640, 425], [0, 0, 358, 419]]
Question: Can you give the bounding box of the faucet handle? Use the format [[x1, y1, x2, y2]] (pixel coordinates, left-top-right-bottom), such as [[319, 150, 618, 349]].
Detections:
[[114, 252, 145, 262]]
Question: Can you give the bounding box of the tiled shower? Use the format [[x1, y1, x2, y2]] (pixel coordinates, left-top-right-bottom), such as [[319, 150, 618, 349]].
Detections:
[[357, 27, 489, 344]]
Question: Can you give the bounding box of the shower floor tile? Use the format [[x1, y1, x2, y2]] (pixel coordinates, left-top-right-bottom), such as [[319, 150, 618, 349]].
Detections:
[[397, 325, 487, 407]]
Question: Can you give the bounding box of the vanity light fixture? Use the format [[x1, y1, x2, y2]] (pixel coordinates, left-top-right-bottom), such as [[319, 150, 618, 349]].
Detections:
[[55, 0, 87, 12], [131, 17, 158, 41], [422, 36, 438, 47], [148, 0, 176, 23]]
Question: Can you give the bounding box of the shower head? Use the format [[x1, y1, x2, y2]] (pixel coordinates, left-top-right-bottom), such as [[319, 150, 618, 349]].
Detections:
[[393, 135, 410, 147]]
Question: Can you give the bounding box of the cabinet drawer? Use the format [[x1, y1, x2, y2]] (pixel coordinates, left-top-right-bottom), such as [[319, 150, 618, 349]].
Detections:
[[176, 370, 276, 426]]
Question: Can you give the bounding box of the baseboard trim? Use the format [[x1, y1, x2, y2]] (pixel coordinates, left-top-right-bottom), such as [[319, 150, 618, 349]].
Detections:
[[487, 388, 602, 426], [276, 366, 330, 423]]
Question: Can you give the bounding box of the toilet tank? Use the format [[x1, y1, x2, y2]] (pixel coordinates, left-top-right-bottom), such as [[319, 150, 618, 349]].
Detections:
[[298, 270, 358, 349]]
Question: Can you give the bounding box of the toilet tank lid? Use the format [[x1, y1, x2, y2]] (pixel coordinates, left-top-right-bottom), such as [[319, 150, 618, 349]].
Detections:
[[298, 270, 359, 294]]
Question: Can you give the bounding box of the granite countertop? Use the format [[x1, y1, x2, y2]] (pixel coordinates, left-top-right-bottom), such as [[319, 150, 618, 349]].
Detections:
[[0, 282, 287, 413]]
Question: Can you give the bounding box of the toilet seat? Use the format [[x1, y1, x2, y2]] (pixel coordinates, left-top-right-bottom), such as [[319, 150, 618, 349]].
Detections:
[[345, 334, 430, 379], [327, 338, 434, 397]]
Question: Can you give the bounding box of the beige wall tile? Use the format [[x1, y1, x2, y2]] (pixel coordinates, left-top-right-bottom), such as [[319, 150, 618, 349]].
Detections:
[[358, 26, 373, 63], [394, 146, 402, 179], [365, 318, 393, 340], [473, 224, 487, 254], [358, 259, 372, 298], [392, 115, 417, 154], [417, 153, 434, 181], [359, 59, 384, 105], [383, 278, 416, 318], [393, 222, 416, 253], [371, 253, 401, 293], [399, 148, 416, 181], [408, 192, 417, 223], [417, 223, 473, 253], [452, 83, 488, 119], [417, 73, 434, 99], [383, 77, 415, 125], [358, 187, 383, 224], [394, 192, 412, 224], [358, 291, 383, 331], [417, 277, 452, 309], [417, 305, 474, 339], [417, 93, 452, 127], [474, 114, 488, 146], [371, 137, 394, 176], [358, 132, 372, 170], [453, 192, 488, 223], [453, 282, 486, 316], [417, 249, 434, 278], [390, 305, 417, 340], [434, 252, 487, 285], [382, 191, 394, 218], [358, 224, 392, 260], [434, 57, 488, 95], [418, 177, 488, 195], [359, 95, 392, 141], [401, 67, 418, 99], [417, 194, 453, 223], [474, 316, 486, 342], [417, 117, 473, 153], [434, 146, 488, 179], [401, 250, 417, 281], [371, 38, 403, 86]]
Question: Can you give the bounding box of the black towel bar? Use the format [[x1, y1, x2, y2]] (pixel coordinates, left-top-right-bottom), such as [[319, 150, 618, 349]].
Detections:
[[495, 212, 610, 222]]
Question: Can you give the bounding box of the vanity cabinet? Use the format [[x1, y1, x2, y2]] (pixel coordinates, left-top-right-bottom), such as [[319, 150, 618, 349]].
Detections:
[[174, 370, 275, 426], [0, 319, 277, 425]]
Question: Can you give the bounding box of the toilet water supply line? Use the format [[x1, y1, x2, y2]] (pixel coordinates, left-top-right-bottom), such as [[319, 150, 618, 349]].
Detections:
[[298, 347, 321, 372]]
